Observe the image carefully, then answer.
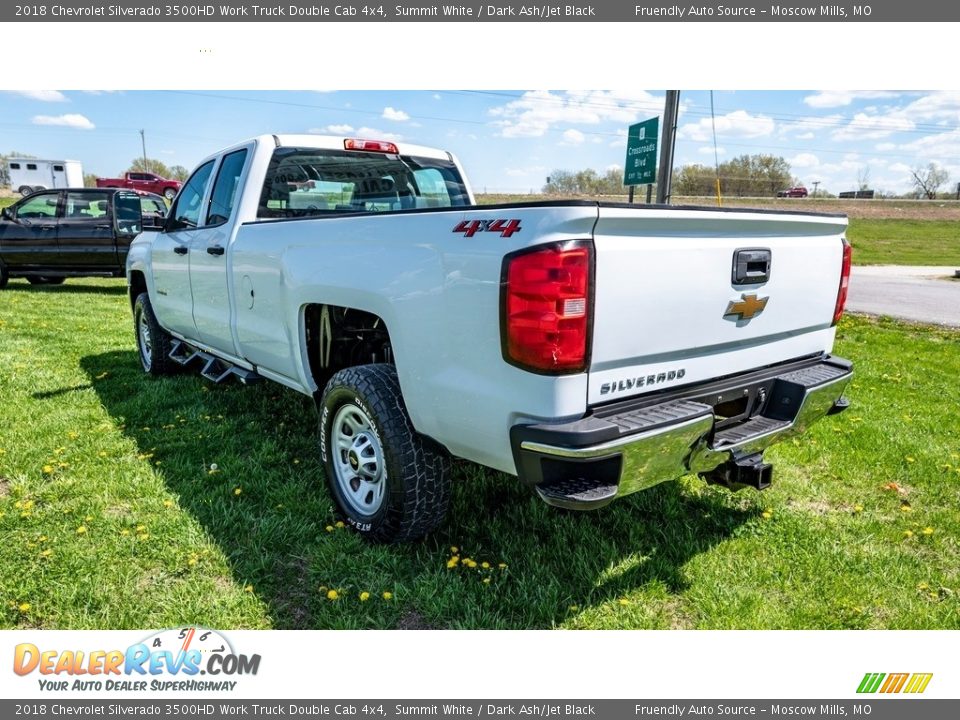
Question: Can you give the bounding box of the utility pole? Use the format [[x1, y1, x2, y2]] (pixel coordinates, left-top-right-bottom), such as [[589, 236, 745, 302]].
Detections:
[[812, 180, 821, 198], [140, 129, 148, 171], [655, 91, 680, 204]]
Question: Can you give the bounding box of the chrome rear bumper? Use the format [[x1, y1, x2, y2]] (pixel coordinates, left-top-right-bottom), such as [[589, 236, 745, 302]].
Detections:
[[511, 356, 852, 510]]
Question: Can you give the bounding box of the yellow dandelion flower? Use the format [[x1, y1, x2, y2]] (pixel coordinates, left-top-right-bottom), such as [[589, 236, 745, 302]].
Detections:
[[40, 549, 52, 558], [120, 529, 130, 536], [325, 525, 334, 533], [293, 459, 300, 465], [568, 605, 579, 611], [18, 603, 30, 613], [67, 431, 79, 440], [918, 582, 929, 590], [482, 577, 491, 585], [163, 500, 173, 508], [905, 456, 915, 463], [498, 563, 508, 569], [98, 451, 107, 458], [618, 599, 630, 606], [900, 504, 913, 512], [42, 465, 54, 475], [244, 584, 254, 593], [481, 562, 490, 569], [903, 530, 914, 538], [446, 556, 460, 569], [326, 590, 339, 601], [465, 559, 477, 569], [137, 533, 150, 540], [38, 535, 47, 542], [76, 526, 87, 535], [335, 521, 345, 528], [233, 487, 242, 496], [761, 511, 772, 520], [382, 591, 393, 600], [450, 546, 459, 554], [188, 558, 198, 566], [359, 592, 370, 602], [853, 504, 863, 513], [922, 527, 934, 536], [136, 524, 146, 532], [84, 515, 92, 522]]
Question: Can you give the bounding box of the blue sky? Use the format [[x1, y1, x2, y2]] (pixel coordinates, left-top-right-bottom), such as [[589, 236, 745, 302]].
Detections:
[[2, 90, 958, 195]]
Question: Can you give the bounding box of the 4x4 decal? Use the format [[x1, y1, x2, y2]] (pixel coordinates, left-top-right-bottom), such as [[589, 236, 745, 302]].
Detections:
[[453, 219, 522, 238]]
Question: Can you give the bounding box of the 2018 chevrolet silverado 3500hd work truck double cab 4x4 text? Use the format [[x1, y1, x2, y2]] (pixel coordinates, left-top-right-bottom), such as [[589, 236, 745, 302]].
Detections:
[[126, 135, 853, 542]]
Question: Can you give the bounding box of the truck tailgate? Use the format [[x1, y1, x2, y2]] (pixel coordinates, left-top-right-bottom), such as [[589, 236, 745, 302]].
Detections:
[[588, 206, 848, 406]]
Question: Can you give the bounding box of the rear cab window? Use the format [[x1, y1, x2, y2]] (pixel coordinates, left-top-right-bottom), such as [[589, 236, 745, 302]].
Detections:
[[257, 147, 470, 219]]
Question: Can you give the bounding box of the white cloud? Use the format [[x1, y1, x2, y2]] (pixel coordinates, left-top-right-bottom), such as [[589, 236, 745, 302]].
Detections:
[[888, 162, 912, 174], [677, 110, 774, 142], [875, 142, 896, 151], [697, 146, 726, 156], [490, 89, 661, 138], [32, 113, 94, 130], [561, 129, 585, 145], [789, 153, 820, 169], [832, 112, 915, 140], [795, 132, 815, 140], [803, 91, 900, 108], [8, 90, 67, 102], [382, 106, 410, 122], [160, 149, 176, 156], [432, 93, 442, 100], [355, 127, 402, 141], [311, 124, 354, 134]]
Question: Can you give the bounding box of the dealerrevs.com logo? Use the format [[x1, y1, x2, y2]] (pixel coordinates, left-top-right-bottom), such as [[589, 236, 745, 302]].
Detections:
[[13, 627, 260, 692]]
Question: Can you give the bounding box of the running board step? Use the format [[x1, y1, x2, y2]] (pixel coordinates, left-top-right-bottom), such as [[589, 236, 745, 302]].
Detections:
[[167, 341, 262, 385], [535, 476, 619, 511]]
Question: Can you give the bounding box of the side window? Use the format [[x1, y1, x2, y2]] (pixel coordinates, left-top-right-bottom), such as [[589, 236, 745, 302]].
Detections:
[[167, 160, 215, 230], [65, 191, 111, 220], [206, 149, 248, 225], [115, 191, 142, 235], [53, 164, 64, 172], [15, 193, 59, 219], [26, 163, 37, 171], [10, 163, 21, 170]]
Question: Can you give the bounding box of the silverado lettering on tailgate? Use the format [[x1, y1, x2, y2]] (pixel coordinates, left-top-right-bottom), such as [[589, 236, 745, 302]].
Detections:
[[600, 368, 687, 396]]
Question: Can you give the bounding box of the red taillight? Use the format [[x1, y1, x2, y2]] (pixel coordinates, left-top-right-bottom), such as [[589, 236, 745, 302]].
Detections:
[[832, 238, 852, 326], [344, 138, 399, 154], [502, 243, 592, 374]]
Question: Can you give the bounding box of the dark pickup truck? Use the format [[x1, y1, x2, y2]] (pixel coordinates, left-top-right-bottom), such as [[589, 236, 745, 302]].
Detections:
[[0, 188, 164, 288]]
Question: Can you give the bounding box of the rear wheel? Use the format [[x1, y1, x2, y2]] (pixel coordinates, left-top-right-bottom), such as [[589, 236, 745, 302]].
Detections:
[[27, 276, 65, 285], [0, 266, 8, 289], [18, 186, 33, 197], [320, 364, 451, 543], [133, 292, 177, 375]]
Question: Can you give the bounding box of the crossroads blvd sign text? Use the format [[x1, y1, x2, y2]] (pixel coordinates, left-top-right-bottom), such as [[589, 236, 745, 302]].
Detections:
[[624, 117, 659, 186]]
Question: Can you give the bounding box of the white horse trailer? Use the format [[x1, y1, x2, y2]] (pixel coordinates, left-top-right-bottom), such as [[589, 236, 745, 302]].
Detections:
[[7, 159, 83, 195]]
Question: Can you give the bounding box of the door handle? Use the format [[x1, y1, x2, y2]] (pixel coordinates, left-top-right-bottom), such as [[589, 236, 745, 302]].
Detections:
[[206, 245, 225, 256], [174, 246, 189, 255]]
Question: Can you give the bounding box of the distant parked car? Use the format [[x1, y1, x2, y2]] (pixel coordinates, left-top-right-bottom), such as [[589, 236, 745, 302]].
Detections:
[[96, 171, 182, 201], [777, 186, 808, 198]]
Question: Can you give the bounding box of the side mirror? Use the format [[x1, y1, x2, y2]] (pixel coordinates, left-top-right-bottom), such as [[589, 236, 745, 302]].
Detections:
[[1, 207, 12, 221]]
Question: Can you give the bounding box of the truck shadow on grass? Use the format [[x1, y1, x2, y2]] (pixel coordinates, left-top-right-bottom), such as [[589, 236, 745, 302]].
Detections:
[[81, 350, 756, 630]]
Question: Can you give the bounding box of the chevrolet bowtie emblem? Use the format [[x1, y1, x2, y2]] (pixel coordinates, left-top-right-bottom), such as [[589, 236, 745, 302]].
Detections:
[[725, 293, 769, 320]]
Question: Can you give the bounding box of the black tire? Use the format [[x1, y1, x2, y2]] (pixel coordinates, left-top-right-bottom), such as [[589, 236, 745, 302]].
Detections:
[[133, 292, 177, 375], [319, 364, 451, 543], [163, 187, 177, 201], [27, 276, 65, 285], [0, 266, 8, 289], [18, 185, 33, 197]]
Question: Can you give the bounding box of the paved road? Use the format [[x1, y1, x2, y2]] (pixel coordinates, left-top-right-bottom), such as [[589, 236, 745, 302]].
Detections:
[[847, 266, 960, 327]]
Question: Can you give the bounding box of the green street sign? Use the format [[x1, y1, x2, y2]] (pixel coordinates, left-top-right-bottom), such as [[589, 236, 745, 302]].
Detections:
[[624, 117, 659, 186]]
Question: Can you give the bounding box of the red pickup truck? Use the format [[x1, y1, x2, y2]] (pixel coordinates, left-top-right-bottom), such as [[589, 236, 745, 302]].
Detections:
[[96, 172, 182, 200]]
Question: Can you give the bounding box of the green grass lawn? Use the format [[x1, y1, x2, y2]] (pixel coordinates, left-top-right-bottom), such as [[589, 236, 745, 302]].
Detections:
[[846, 219, 959, 266], [1, 279, 958, 629]]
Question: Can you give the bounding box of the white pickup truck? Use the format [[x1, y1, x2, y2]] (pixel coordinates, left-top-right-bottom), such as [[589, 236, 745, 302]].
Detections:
[[126, 134, 853, 542]]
